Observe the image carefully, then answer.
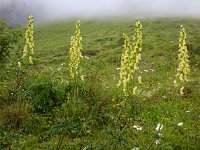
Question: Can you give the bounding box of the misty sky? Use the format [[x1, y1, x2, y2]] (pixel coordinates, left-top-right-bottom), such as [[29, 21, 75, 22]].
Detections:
[[1, 0, 200, 24]]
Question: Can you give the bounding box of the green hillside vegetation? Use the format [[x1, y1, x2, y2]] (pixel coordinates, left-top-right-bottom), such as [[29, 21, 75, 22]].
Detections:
[[0, 18, 200, 149]]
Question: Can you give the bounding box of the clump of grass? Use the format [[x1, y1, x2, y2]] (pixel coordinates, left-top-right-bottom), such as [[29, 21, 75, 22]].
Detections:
[[0, 101, 32, 130]]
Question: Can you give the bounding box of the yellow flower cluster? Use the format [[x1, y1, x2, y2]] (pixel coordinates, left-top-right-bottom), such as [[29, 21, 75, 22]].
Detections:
[[117, 20, 143, 96], [22, 15, 34, 65], [69, 20, 83, 80], [175, 25, 190, 95]]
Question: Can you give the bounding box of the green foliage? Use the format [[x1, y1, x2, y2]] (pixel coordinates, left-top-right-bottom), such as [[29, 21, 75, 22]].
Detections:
[[0, 19, 13, 63], [0, 19, 199, 149], [0, 101, 32, 131], [28, 73, 65, 113]]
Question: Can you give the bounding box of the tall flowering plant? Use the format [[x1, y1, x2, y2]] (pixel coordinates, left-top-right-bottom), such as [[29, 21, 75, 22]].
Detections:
[[117, 20, 143, 96], [22, 15, 34, 65], [175, 25, 190, 95], [69, 20, 83, 80]]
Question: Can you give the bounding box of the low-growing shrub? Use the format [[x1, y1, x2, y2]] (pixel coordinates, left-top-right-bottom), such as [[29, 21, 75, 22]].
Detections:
[[0, 19, 14, 63]]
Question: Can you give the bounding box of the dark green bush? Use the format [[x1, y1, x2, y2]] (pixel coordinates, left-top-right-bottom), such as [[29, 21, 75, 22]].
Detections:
[[0, 19, 14, 62], [29, 74, 62, 113]]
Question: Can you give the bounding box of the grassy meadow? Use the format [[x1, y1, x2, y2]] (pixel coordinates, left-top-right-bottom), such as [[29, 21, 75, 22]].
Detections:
[[0, 18, 200, 149]]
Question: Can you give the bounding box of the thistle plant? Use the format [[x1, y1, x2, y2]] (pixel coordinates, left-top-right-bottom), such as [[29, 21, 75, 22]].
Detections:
[[175, 25, 190, 95], [69, 20, 83, 80], [117, 20, 143, 96], [22, 15, 34, 65]]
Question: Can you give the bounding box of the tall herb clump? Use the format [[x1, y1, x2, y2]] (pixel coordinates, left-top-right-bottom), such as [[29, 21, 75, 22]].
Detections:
[[68, 20, 83, 99], [175, 25, 190, 95], [22, 15, 34, 65], [69, 20, 83, 80], [117, 20, 143, 96]]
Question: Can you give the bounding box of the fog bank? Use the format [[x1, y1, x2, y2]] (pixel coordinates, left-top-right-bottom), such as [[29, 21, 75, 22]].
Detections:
[[1, 0, 200, 25]]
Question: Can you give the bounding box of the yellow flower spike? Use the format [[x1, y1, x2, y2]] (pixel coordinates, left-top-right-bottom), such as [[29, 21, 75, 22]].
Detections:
[[69, 20, 83, 80], [175, 26, 190, 96], [176, 25, 190, 83], [117, 20, 143, 96], [23, 15, 34, 64]]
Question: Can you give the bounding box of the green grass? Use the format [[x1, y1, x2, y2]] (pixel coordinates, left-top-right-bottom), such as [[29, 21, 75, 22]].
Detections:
[[0, 18, 200, 149]]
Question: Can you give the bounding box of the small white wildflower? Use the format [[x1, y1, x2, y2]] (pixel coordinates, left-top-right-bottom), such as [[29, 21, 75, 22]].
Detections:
[[84, 56, 90, 60], [150, 69, 155, 72], [154, 140, 160, 145], [132, 147, 139, 150], [82, 146, 87, 150], [144, 69, 148, 72], [156, 123, 163, 131], [174, 80, 177, 84], [162, 96, 167, 99], [58, 67, 62, 71], [158, 133, 164, 138], [186, 110, 190, 113], [61, 63, 65, 66], [178, 122, 183, 126], [116, 67, 120, 70], [133, 125, 142, 131], [18, 62, 21, 67]]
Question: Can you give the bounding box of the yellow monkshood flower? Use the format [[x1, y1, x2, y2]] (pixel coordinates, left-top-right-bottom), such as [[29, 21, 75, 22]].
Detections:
[[175, 25, 190, 95], [69, 20, 83, 80], [22, 15, 34, 65], [176, 25, 190, 83], [117, 20, 143, 96]]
